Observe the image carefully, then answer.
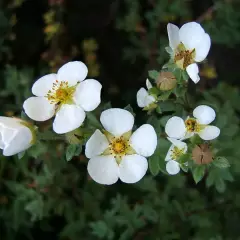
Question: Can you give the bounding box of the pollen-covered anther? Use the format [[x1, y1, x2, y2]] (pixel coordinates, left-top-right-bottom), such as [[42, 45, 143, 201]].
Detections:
[[46, 80, 76, 105], [171, 146, 185, 160], [185, 118, 200, 132], [174, 43, 196, 69]]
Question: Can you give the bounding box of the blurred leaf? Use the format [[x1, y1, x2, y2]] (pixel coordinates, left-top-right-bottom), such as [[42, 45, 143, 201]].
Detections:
[[213, 157, 230, 168]]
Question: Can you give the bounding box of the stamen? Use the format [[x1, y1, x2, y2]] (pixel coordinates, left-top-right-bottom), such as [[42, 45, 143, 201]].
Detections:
[[46, 80, 77, 106]]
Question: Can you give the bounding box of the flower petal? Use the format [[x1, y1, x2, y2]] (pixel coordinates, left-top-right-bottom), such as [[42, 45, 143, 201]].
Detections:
[[193, 105, 216, 124], [3, 126, 32, 156], [167, 137, 187, 151], [57, 61, 88, 85], [186, 63, 200, 83], [119, 154, 148, 184], [87, 155, 119, 185], [74, 79, 102, 111], [100, 108, 134, 137], [165, 116, 186, 139], [167, 23, 180, 50], [85, 129, 109, 158], [198, 126, 220, 140], [146, 78, 153, 90], [53, 104, 86, 134], [194, 33, 211, 62], [165, 144, 175, 162], [166, 160, 180, 175], [32, 74, 57, 96], [23, 97, 55, 121], [130, 124, 157, 157], [137, 88, 148, 108], [179, 22, 205, 50]]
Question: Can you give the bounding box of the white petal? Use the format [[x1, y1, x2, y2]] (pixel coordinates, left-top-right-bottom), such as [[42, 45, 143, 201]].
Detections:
[[53, 104, 86, 134], [3, 126, 32, 156], [186, 63, 200, 83], [198, 126, 220, 140], [130, 124, 157, 157], [145, 95, 155, 107], [165, 116, 186, 139], [193, 105, 216, 124], [165, 144, 175, 162], [194, 34, 211, 62], [167, 23, 180, 50], [146, 78, 153, 90], [85, 130, 109, 158], [137, 88, 148, 108], [136, 88, 155, 108], [119, 154, 148, 184], [167, 137, 187, 151], [74, 79, 102, 111], [87, 155, 119, 185], [100, 108, 134, 137], [32, 74, 57, 96], [179, 22, 205, 50], [23, 97, 55, 121], [57, 61, 88, 85], [166, 160, 180, 175]]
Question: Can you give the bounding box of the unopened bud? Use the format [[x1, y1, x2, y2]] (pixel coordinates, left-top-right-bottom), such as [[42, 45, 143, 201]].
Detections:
[[156, 72, 176, 91], [192, 144, 213, 165]]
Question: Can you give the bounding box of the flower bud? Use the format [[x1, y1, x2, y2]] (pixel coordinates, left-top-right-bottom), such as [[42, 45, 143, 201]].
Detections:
[[0, 117, 35, 156], [192, 144, 213, 165], [156, 71, 176, 91]]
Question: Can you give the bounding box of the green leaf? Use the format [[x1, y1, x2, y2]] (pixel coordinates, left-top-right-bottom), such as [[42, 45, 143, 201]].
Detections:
[[181, 70, 189, 81], [148, 70, 159, 80], [66, 144, 82, 161], [18, 151, 25, 159], [213, 157, 230, 168], [86, 112, 102, 128], [149, 155, 160, 176], [148, 87, 160, 96], [215, 178, 226, 193], [124, 104, 135, 116], [158, 101, 175, 112], [165, 46, 173, 55], [193, 165, 206, 184]]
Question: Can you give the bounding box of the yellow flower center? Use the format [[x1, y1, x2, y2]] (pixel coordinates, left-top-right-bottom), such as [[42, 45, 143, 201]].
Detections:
[[102, 131, 136, 164], [46, 80, 77, 106], [111, 138, 127, 154], [171, 146, 185, 160], [174, 43, 195, 69], [185, 118, 201, 133]]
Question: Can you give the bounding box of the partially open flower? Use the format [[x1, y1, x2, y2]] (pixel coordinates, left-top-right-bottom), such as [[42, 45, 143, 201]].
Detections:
[[23, 61, 102, 134], [165, 138, 187, 175], [0, 117, 35, 156], [157, 71, 176, 91], [137, 79, 156, 109], [85, 108, 157, 185], [165, 105, 220, 141], [192, 144, 213, 165], [167, 22, 211, 83]]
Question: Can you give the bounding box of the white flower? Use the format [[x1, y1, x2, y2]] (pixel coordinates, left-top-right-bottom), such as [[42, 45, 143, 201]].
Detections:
[[167, 22, 211, 83], [137, 79, 156, 108], [23, 61, 102, 134], [165, 138, 187, 175], [165, 105, 220, 141], [0, 117, 34, 156], [85, 108, 158, 185]]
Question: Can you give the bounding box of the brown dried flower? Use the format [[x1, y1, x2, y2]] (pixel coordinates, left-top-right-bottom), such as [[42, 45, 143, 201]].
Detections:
[[192, 144, 213, 165], [156, 71, 177, 91]]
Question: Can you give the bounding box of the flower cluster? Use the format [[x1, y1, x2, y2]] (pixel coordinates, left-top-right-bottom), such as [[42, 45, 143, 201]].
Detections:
[[0, 21, 222, 186]]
